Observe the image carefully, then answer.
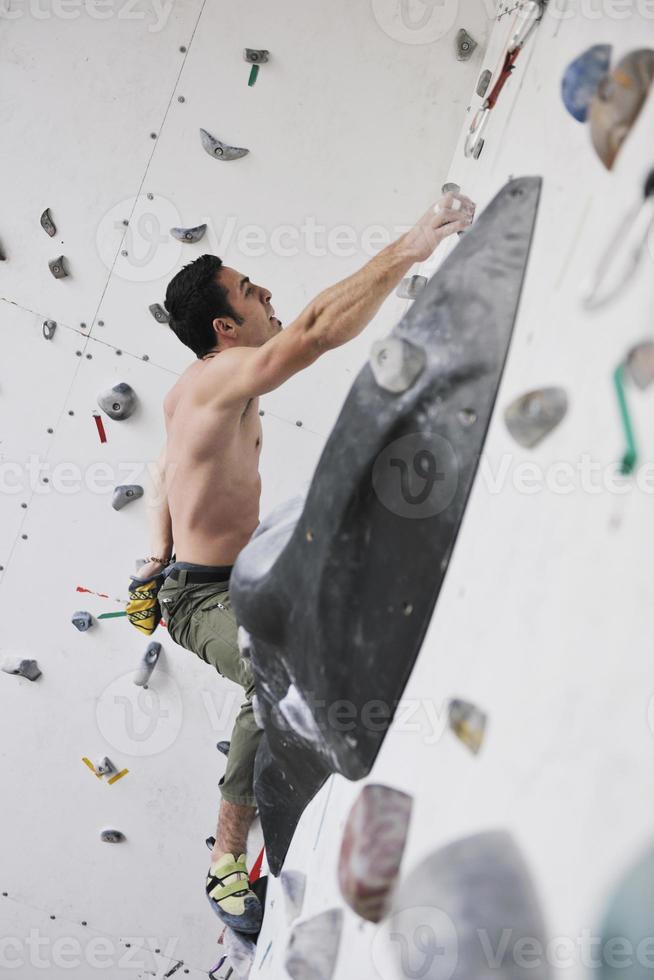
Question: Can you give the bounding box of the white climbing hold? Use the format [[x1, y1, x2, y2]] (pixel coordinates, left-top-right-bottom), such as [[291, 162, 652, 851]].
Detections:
[[280, 870, 306, 925], [133, 641, 161, 687], [285, 909, 343, 980], [396, 275, 427, 300], [338, 784, 413, 922], [1, 656, 42, 681], [170, 224, 207, 243], [223, 929, 256, 979], [370, 336, 426, 394], [448, 698, 487, 755], [149, 303, 170, 324], [504, 387, 568, 448], [112, 485, 144, 510]]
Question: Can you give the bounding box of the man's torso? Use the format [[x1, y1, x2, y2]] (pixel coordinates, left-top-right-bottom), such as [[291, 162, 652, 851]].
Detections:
[[164, 356, 263, 565]]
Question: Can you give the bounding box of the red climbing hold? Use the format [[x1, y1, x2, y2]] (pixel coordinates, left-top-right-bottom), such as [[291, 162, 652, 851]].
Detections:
[[338, 783, 413, 923]]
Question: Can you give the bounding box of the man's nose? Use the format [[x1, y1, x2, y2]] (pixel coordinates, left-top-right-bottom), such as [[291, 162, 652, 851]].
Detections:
[[259, 285, 271, 304]]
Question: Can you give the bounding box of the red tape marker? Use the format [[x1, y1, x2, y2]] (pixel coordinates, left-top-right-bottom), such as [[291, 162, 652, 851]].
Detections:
[[93, 413, 107, 444], [249, 846, 265, 884]]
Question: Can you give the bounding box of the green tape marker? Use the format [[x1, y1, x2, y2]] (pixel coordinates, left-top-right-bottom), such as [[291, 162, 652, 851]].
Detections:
[[98, 611, 128, 620], [613, 361, 638, 475], [248, 64, 259, 87]]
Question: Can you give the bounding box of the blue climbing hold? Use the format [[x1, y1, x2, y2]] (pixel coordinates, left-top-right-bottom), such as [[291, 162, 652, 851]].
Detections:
[[562, 44, 612, 123]]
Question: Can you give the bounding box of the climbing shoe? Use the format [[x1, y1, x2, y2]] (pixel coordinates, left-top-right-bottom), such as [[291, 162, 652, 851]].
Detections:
[[206, 853, 263, 934], [126, 574, 164, 636]]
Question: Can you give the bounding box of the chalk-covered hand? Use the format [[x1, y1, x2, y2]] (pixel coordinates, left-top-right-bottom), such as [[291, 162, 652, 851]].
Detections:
[[401, 193, 476, 263]]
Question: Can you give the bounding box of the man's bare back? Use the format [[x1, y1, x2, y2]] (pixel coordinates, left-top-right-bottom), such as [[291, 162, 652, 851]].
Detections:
[[164, 352, 263, 566]]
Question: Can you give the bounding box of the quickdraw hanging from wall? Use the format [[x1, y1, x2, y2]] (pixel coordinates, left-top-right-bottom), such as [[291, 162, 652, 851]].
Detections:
[[583, 168, 654, 311], [465, 0, 545, 159]]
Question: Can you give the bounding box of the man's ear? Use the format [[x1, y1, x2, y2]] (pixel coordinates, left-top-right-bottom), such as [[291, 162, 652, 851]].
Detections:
[[213, 317, 237, 341]]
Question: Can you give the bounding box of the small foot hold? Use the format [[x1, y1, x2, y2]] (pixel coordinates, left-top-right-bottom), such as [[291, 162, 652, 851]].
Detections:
[[97, 382, 138, 421], [217, 740, 231, 756], [396, 275, 427, 300], [40, 208, 57, 237], [1, 656, 42, 681], [133, 641, 161, 686], [149, 303, 170, 323], [42, 319, 57, 340], [369, 336, 426, 394], [112, 484, 144, 510], [504, 387, 568, 448], [100, 829, 126, 843], [170, 224, 207, 243], [448, 698, 487, 754], [71, 610, 94, 632], [200, 129, 249, 161], [48, 255, 68, 279], [456, 28, 477, 62]]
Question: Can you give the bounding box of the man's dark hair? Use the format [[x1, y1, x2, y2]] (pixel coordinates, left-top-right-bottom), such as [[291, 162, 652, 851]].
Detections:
[[165, 254, 243, 359]]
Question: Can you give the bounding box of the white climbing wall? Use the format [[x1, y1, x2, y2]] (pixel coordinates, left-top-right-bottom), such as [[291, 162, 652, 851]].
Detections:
[[0, 1, 490, 976]]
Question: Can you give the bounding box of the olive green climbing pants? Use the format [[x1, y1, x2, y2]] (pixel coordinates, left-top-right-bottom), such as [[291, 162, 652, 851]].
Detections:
[[159, 566, 260, 808]]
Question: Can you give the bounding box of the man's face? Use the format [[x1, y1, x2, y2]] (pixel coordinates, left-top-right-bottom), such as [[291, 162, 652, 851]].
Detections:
[[216, 266, 283, 348]]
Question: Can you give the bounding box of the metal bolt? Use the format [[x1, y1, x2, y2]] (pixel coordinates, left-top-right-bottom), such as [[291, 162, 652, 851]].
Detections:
[[178, 95, 185, 103], [142, 354, 149, 361], [147, 193, 154, 201], [150, 132, 157, 140], [121, 249, 128, 257], [86, 353, 92, 359], [98, 319, 105, 326], [116, 349, 122, 356], [68, 410, 74, 416], [75, 350, 82, 357]]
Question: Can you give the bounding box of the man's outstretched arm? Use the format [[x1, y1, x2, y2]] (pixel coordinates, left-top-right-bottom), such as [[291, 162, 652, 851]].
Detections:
[[199, 191, 475, 405]]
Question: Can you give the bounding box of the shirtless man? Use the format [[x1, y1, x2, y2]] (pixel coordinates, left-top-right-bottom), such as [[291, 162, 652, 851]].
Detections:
[[129, 190, 475, 933]]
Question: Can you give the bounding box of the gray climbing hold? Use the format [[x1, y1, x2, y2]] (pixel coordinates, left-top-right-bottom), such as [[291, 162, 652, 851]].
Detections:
[[42, 319, 57, 340], [97, 382, 138, 421], [95, 756, 115, 776], [223, 929, 256, 979], [338, 784, 413, 922], [1, 656, 42, 681], [280, 870, 306, 925], [504, 387, 568, 448], [112, 484, 144, 510], [149, 303, 170, 324], [133, 641, 161, 687], [286, 909, 343, 980], [598, 841, 654, 980], [370, 336, 426, 394], [200, 128, 249, 161], [100, 829, 126, 843], [40, 208, 57, 237], [170, 223, 207, 243], [48, 256, 68, 279], [391, 830, 548, 980], [72, 610, 94, 632], [397, 275, 427, 300], [217, 740, 231, 756], [448, 698, 487, 754], [476, 68, 492, 98], [626, 341, 654, 390], [456, 28, 478, 61], [244, 48, 269, 64]]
